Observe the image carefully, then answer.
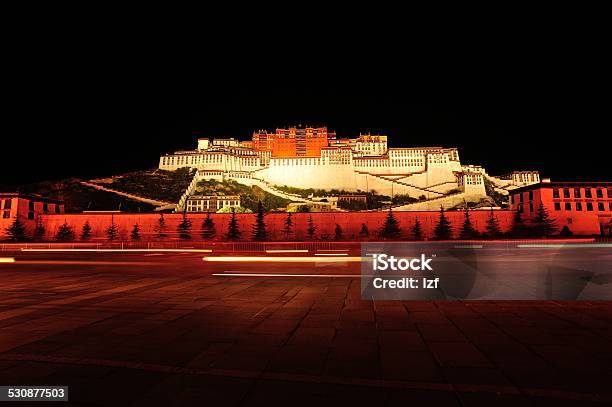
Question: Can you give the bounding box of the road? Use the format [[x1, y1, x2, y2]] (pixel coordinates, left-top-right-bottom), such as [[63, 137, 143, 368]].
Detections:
[[0, 249, 611, 406]]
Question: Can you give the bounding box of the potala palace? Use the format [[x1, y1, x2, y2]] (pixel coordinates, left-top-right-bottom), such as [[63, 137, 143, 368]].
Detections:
[[159, 127, 540, 211]]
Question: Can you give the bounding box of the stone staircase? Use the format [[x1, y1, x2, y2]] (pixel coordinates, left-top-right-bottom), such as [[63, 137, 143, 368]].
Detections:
[[357, 171, 447, 197], [79, 181, 176, 208], [174, 172, 200, 212], [384, 191, 467, 211], [247, 176, 321, 204]]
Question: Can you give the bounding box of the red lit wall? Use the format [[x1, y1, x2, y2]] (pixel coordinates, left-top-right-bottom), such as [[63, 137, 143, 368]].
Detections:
[[4, 210, 519, 242], [0, 195, 65, 236], [510, 184, 612, 235], [272, 136, 297, 157], [253, 128, 329, 158]]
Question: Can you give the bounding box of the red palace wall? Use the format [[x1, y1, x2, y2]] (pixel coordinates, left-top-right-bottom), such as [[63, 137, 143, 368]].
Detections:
[[24, 211, 518, 242], [510, 185, 611, 236]]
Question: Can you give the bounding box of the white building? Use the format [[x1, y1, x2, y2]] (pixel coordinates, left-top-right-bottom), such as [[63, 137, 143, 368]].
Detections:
[[160, 132, 540, 201], [186, 195, 240, 212]]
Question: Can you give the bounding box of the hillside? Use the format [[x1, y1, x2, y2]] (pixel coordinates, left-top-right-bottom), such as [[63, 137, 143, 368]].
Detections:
[[193, 179, 291, 212], [89, 168, 195, 202], [16, 172, 293, 213], [18, 178, 156, 213]]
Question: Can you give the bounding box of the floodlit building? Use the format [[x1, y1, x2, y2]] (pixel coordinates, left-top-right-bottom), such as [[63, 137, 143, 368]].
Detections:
[[509, 181, 612, 235], [0, 193, 65, 237], [186, 195, 241, 212], [0, 193, 64, 220], [158, 126, 541, 206]]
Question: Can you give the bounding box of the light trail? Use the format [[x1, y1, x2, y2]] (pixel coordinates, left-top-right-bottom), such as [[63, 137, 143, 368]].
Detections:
[[20, 248, 212, 253], [0, 257, 16, 263], [265, 249, 309, 253], [214, 273, 362, 278], [203, 256, 363, 263], [2, 260, 160, 266], [315, 253, 348, 256], [517, 244, 612, 248]]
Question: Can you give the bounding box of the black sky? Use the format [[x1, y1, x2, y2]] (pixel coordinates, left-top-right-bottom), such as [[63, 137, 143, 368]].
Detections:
[[1, 44, 610, 189]]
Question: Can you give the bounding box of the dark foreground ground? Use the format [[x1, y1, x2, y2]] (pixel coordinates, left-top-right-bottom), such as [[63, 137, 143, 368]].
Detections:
[[1, 250, 611, 406]]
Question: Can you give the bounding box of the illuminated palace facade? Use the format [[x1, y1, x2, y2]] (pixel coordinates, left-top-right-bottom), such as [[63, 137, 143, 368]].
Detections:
[[159, 127, 540, 203]]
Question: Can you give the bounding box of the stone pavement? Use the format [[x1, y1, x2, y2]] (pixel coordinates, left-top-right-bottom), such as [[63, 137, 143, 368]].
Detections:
[[0, 252, 611, 406]]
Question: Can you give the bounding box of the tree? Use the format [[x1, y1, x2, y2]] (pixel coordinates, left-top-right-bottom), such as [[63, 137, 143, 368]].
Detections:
[[433, 206, 453, 240], [307, 215, 317, 240], [510, 209, 529, 238], [282, 212, 294, 240], [485, 209, 502, 239], [130, 223, 141, 241], [80, 221, 92, 241], [334, 223, 343, 240], [155, 213, 168, 239], [5, 217, 27, 242], [33, 216, 46, 242], [225, 208, 241, 241], [251, 201, 268, 241], [411, 217, 423, 240], [106, 217, 119, 241], [177, 214, 192, 240], [380, 209, 402, 240], [359, 223, 369, 240], [533, 203, 558, 237], [55, 221, 75, 242], [559, 225, 573, 237], [459, 208, 479, 239], [201, 212, 216, 240]]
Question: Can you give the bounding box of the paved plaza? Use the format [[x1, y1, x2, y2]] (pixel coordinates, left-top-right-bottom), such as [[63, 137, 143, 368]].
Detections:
[[1, 251, 611, 406]]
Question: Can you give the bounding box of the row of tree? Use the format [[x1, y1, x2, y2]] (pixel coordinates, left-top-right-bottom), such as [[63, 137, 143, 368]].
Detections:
[[2, 203, 561, 242]]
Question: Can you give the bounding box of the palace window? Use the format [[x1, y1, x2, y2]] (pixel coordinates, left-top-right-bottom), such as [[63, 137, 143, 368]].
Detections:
[[574, 188, 581, 198], [563, 188, 570, 198], [43, 203, 48, 213], [609, 202, 612, 211], [565, 202, 571, 211], [586, 202, 593, 211], [2, 211, 9, 219], [519, 193, 524, 203], [553, 188, 559, 198], [585, 188, 592, 198], [554, 202, 561, 211], [598, 202, 605, 211], [576, 202, 583, 211], [529, 203, 534, 212], [3, 199, 11, 209], [28, 201, 34, 211], [608, 188, 612, 198], [596, 189, 603, 198], [529, 191, 533, 200]]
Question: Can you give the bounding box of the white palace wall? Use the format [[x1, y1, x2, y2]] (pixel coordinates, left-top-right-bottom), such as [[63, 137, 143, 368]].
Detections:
[[164, 151, 469, 197], [262, 162, 358, 190], [159, 140, 523, 201]]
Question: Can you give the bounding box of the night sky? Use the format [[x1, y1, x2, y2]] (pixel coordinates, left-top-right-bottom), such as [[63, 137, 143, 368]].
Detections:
[[2, 72, 609, 190]]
